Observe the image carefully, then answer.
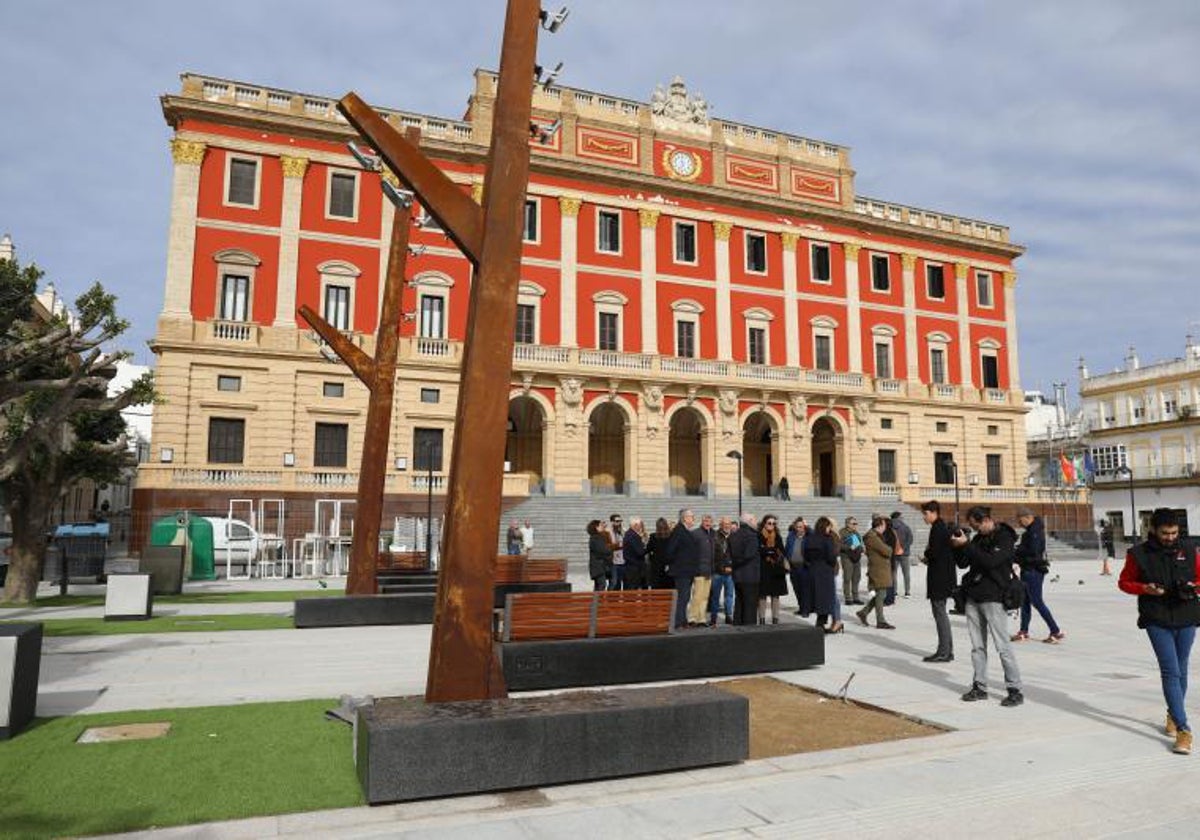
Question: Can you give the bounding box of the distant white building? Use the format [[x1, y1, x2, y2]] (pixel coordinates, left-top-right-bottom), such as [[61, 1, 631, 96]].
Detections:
[[96, 361, 153, 519], [1080, 340, 1200, 540]]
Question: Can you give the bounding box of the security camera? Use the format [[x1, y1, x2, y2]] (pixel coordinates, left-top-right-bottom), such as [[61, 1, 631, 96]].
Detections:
[[381, 181, 414, 209], [408, 245, 427, 257], [534, 61, 563, 89], [540, 6, 569, 33], [347, 140, 381, 172]]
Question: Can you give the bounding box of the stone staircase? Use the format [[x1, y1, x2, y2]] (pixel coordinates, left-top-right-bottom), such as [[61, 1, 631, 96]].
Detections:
[[498, 496, 1099, 573], [499, 495, 931, 574]]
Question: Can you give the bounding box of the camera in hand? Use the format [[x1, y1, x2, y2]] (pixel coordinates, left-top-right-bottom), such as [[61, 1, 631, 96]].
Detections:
[[1175, 580, 1198, 601]]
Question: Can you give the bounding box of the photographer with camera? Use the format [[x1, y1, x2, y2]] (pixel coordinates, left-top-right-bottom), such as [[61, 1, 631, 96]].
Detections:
[[951, 506, 1024, 707], [1118, 508, 1200, 755]]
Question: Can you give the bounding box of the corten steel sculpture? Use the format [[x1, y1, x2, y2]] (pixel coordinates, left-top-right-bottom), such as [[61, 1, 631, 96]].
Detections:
[[297, 130, 419, 598], [337, 0, 541, 701]]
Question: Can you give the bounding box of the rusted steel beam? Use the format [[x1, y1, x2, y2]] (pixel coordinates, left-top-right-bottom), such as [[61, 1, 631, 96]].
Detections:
[[424, 0, 540, 703], [338, 93, 484, 266], [297, 305, 374, 384]]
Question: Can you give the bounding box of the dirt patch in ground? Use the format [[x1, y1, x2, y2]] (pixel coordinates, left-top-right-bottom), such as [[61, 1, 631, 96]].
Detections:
[[715, 676, 947, 759]]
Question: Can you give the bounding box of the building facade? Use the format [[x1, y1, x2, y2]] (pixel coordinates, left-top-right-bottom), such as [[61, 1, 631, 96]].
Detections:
[[137, 70, 1061, 536], [1081, 343, 1200, 540]]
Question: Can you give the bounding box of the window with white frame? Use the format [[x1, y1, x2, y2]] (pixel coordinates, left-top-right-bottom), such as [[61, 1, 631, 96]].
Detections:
[[672, 299, 703, 359], [593, 291, 627, 352], [1091, 444, 1128, 475], [411, 273, 453, 339], [745, 232, 767, 273], [744, 308, 773, 366], [810, 316, 837, 371], [515, 280, 544, 345], [810, 242, 831, 283], [978, 338, 1001, 388], [327, 169, 358, 219], [870, 253, 891, 291], [871, 325, 896, 380], [213, 249, 260, 322], [225, 154, 260, 207], [927, 332, 951, 385], [1132, 397, 1146, 421], [926, 263, 945, 299], [976, 271, 994, 307], [523, 199, 539, 243], [597, 209, 621, 254], [1164, 394, 1178, 417], [1102, 400, 1116, 426], [673, 220, 697, 264], [317, 261, 360, 333]]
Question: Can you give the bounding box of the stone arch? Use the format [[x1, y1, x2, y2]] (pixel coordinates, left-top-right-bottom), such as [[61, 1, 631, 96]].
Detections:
[[507, 395, 547, 492], [741, 409, 781, 497], [668, 405, 708, 496], [810, 414, 846, 498], [587, 399, 632, 495]]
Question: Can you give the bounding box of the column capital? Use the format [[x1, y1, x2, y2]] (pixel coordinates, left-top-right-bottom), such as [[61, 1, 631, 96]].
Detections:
[[280, 155, 309, 179], [900, 253, 916, 271], [638, 208, 660, 229], [955, 262, 970, 280], [781, 231, 800, 251], [558, 195, 582, 217], [843, 242, 861, 260], [170, 138, 206, 165], [1003, 271, 1018, 289], [713, 220, 733, 241]]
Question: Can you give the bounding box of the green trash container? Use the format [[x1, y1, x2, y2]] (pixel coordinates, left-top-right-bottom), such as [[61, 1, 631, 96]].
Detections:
[[149, 513, 217, 581]]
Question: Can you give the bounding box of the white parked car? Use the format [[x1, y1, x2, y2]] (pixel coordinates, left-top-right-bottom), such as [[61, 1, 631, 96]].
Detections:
[[202, 517, 260, 576]]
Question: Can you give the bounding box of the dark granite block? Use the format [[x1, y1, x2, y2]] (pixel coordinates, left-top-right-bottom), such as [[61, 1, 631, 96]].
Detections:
[[0, 623, 43, 739], [502, 623, 824, 691], [293, 594, 435, 628], [138, 546, 185, 595], [378, 583, 438, 595], [376, 572, 438, 587], [357, 683, 747, 803]]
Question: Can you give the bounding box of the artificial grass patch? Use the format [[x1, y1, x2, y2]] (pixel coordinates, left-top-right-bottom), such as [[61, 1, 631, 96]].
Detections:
[[0, 589, 340, 609], [0, 699, 363, 839], [1, 613, 295, 636]]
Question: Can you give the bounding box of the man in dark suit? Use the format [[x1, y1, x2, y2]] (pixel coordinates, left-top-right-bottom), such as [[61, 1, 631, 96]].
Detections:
[[729, 512, 761, 625], [664, 508, 697, 629], [920, 500, 956, 662]]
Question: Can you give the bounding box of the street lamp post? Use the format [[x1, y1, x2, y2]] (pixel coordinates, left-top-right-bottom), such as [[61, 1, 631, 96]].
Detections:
[[1116, 465, 1136, 540], [949, 459, 961, 526], [422, 440, 435, 568], [726, 450, 743, 519]]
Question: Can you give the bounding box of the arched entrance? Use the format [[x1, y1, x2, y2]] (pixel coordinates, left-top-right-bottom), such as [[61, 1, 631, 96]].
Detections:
[[668, 407, 705, 496], [506, 396, 545, 492], [811, 416, 842, 497], [588, 402, 627, 494], [742, 412, 775, 497]]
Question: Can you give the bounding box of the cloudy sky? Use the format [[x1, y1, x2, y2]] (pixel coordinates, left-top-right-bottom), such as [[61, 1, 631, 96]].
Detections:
[[2, 0, 1197, 397]]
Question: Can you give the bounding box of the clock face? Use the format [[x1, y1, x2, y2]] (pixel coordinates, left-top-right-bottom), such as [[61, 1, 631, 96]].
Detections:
[[670, 150, 696, 177]]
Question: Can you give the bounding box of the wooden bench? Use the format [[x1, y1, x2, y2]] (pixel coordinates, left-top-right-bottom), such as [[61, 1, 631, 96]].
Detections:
[[494, 556, 568, 584], [376, 551, 430, 572], [500, 590, 676, 642]]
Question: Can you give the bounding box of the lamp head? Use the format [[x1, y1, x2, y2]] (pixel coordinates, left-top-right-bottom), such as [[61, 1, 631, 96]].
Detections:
[[540, 6, 569, 33]]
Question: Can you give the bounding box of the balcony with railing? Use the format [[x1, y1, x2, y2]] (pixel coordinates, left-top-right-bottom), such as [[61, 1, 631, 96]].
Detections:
[[208, 320, 259, 345], [875, 378, 905, 396], [736, 363, 803, 384], [139, 465, 532, 497], [806, 369, 865, 388], [1093, 464, 1196, 484], [660, 357, 730, 378], [579, 349, 654, 372], [930, 383, 959, 399]]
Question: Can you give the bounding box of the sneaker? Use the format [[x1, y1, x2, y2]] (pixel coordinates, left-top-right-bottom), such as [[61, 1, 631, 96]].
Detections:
[[1173, 730, 1193, 755], [1167, 713, 1179, 737], [961, 684, 988, 702], [1044, 632, 1066, 644], [1010, 631, 1030, 642], [1000, 689, 1025, 707], [876, 621, 896, 630]]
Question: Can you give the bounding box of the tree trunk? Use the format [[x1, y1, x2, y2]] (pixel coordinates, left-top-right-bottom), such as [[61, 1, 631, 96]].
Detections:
[[2, 478, 55, 604]]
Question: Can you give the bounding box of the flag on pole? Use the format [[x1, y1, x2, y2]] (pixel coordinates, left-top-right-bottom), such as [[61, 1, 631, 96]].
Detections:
[[1083, 450, 1097, 476], [1073, 454, 1087, 483], [1059, 453, 1076, 485]]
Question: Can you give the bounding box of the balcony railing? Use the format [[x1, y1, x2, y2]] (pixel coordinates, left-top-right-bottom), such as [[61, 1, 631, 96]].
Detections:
[[415, 337, 453, 358], [579, 349, 653, 371], [806, 369, 865, 388], [661, 357, 730, 377], [514, 344, 571, 364], [736, 364, 803, 383], [875, 378, 904, 395], [1094, 464, 1196, 483], [984, 388, 1008, 404], [210, 320, 257, 343], [930, 383, 958, 399], [296, 471, 359, 488], [168, 468, 282, 486]]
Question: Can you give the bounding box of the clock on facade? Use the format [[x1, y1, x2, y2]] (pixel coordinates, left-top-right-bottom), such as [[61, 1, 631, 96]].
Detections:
[[664, 147, 703, 181]]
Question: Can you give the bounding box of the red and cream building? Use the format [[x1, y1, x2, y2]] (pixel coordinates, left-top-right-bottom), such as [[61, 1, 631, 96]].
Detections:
[[138, 71, 1037, 523]]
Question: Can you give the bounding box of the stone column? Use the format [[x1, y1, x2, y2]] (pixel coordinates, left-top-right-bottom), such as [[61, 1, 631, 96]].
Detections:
[[162, 139, 206, 317], [781, 232, 801, 367], [559, 196, 581, 348], [1003, 271, 1021, 391], [714, 220, 733, 362], [956, 262, 974, 388], [901, 253, 919, 382], [639, 209, 660, 354], [844, 243, 863, 372], [274, 155, 309, 327]]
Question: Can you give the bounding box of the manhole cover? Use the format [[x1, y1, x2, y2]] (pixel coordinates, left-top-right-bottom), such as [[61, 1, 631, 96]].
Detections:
[[77, 722, 172, 744]]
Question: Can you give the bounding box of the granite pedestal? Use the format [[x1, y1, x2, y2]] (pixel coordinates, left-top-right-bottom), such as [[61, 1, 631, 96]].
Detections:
[[0, 623, 43, 739], [104, 574, 153, 621], [356, 683, 748, 803], [138, 546, 184, 595], [502, 623, 824, 691], [295, 582, 573, 628]]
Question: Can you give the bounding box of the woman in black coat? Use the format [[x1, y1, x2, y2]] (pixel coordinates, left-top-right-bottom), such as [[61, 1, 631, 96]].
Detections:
[[645, 517, 673, 589], [803, 516, 842, 633], [758, 515, 788, 624], [920, 500, 956, 661], [587, 519, 613, 591]]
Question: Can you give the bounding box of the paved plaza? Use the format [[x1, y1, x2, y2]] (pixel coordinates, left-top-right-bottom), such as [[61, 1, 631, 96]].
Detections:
[[23, 561, 1200, 838]]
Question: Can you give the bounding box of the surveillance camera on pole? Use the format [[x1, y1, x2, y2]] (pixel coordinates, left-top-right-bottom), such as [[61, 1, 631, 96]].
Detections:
[[539, 6, 569, 33]]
